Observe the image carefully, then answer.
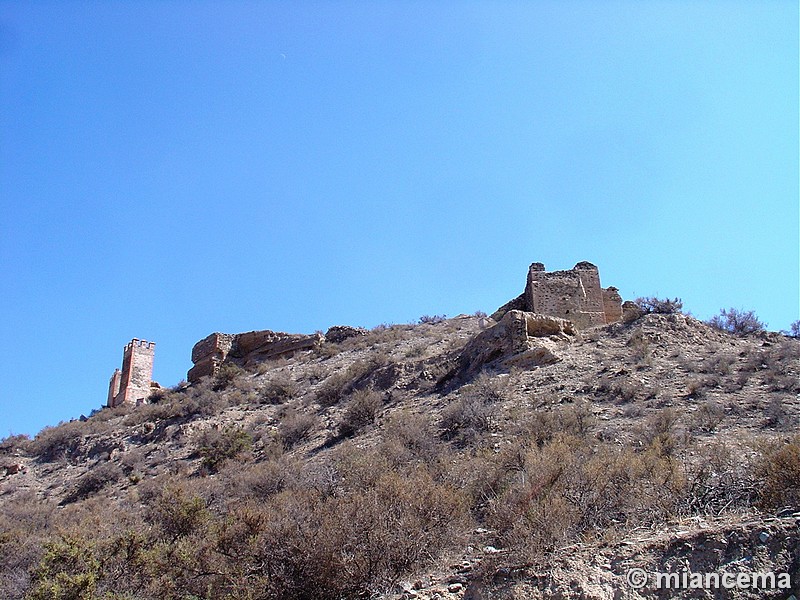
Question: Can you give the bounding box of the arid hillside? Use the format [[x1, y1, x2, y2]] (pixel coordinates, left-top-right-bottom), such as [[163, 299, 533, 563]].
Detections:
[[1, 300, 798, 599]]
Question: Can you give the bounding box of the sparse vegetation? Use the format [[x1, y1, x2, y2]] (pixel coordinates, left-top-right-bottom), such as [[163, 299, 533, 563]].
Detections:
[[634, 296, 683, 315], [708, 307, 765, 335], [3, 293, 799, 600], [784, 319, 800, 338], [419, 314, 447, 324]]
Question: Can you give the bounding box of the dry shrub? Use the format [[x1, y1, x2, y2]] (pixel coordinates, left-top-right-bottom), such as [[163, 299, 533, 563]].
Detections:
[[440, 395, 495, 445], [140, 481, 211, 540], [212, 362, 246, 391], [316, 354, 390, 407], [260, 373, 299, 404], [338, 324, 411, 352], [468, 372, 508, 404], [707, 307, 765, 335], [511, 401, 595, 448], [277, 410, 317, 449], [759, 340, 800, 392], [699, 353, 735, 375], [692, 400, 726, 433], [686, 376, 719, 399], [211, 469, 467, 599], [419, 314, 447, 324], [304, 363, 328, 383], [439, 374, 509, 445], [757, 436, 800, 509], [638, 408, 683, 456], [627, 329, 653, 365], [764, 397, 793, 430], [121, 381, 231, 426], [485, 435, 686, 559], [0, 433, 30, 455], [380, 411, 444, 468], [337, 388, 383, 438], [194, 425, 253, 473], [30, 420, 96, 463], [62, 462, 123, 505], [634, 296, 683, 315], [228, 456, 301, 500], [0, 493, 53, 599], [682, 441, 758, 514], [596, 374, 639, 403]]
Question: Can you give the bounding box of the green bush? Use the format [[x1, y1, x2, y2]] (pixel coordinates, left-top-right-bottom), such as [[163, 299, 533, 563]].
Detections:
[[27, 534, 100, 600]]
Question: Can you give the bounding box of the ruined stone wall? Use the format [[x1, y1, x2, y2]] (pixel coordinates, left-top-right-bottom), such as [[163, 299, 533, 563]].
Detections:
[[108, 339, 155, 407], [602, 287, 623, 324], [495, 261, 623, 329], [107, 369, 122, 407], [188, 330, 323, 383], [187, 333, 235, 383]]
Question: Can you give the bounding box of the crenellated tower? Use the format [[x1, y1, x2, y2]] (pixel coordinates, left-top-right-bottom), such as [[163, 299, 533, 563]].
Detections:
[[107, 339, 156, 407]]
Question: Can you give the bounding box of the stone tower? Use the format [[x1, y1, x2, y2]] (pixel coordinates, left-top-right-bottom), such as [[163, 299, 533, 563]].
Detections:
[[107, 339, 156, 408], [493, 261, 623, 329]]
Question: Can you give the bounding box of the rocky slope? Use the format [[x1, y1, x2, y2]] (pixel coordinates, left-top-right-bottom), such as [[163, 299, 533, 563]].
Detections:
[[0, 309, 798, 599]]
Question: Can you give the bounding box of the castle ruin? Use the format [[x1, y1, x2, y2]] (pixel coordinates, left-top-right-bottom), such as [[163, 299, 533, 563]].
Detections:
[[188, 330, 324, 383], [493, 261, 623, 329], [107, 339, 156, 407]]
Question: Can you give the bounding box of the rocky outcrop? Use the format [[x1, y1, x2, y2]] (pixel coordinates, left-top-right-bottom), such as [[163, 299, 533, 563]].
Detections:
[[324, 325, 368, 344], [188, 330, 323, 382], [456, 310, 576, 379]]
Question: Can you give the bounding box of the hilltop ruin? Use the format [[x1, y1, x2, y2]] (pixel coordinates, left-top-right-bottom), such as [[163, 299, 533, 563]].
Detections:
[[493, 261, 623, 329], [112, 261, 625, 400], [188, 330, 324, 383]]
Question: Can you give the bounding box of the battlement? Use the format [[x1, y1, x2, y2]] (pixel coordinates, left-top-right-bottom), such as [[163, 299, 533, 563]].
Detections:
[[124, 339, 156, 352]]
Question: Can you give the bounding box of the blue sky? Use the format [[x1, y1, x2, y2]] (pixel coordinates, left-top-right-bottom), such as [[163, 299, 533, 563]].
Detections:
[[1, 1, 797, 437]]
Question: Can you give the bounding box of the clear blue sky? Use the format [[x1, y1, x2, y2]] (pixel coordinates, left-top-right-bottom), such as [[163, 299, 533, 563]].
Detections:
[[1, 1, 797, 437]]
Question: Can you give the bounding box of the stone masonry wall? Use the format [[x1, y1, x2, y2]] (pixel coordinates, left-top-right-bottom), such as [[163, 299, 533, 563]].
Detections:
[[494, 261, 623, 329]]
